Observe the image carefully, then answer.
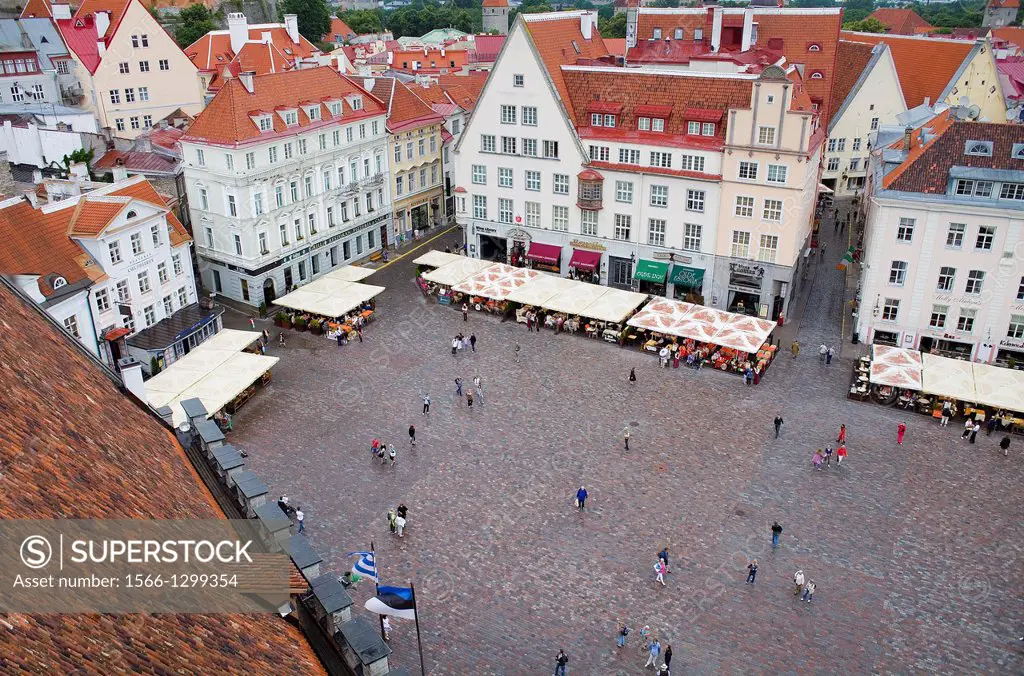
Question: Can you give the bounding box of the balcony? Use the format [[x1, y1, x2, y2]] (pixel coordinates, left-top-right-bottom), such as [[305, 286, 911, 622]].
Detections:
[[365, 173, 385, 187], [577, 170, 604, 210]]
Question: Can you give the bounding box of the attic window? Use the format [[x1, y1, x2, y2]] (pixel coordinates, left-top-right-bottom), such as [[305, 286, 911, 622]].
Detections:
[[591, 113, 603, 127], [571, 40, 580, 54], [257, 116, 273, 131], [284, 48, 293, 55], [810, 71, 824, 80], [808, 43, 821, 52], [126, 210, 137, 219], [966, 141, 993, 157], [40, 36, 48, 43], [653, 28, 662, 40], [52, 276, 67, 289], [350, 96, 363, 110], [694, 27, 703, 41], [282, 110, 298, 126], [307, 106, 321, 121], [1012, 143, 1024, 159], [329, 101, 342, 116], [674, 28, 683, 40]]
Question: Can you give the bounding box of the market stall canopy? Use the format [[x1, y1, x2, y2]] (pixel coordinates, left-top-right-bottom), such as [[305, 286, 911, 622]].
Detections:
[[275, 270, 386, 316], [568, 249, 602, 272], [626, 297, 773, 353], [972, 362, 1024, 412], [543, 283, 610, 316], [869, 344, 923, 390], [627, 298, 696, 332], [504, 273, 577, 307], [160, 352, 278, 427], [452, 263, 543, 300], [921, 352, 977, 402], [633, 259, 669, 283], [580, 287, 648, 323], [526, 242, 562, 265], [329, 265, 376, 282], [421, 258, 494, 286], [413, 250, 465, 268], [711, 314, 776, 353]]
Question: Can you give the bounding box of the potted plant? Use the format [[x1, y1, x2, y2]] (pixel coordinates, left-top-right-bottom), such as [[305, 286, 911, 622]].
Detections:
[[293, 316, 307, 331], [274, 311, 288, 328], [258, 301, 267, 318], [281, 313, 293, 329], [309, 318, 323, 335]]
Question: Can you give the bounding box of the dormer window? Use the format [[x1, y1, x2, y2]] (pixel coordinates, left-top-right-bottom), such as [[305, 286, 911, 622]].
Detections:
[[687, 121, 700, 135], [639, 117, 650, 131], [653, 28, 662, 39], [966, 140, 993, 157], [652, 118, 664, 132], [349, 96, 363, 111], [808, 43, 821, 52], [282, 110, 298, 126], [1012, 143, 1024, 159], [702, 122, 715, 136], [591, 113, 603, 127], [307, 106, 320, 121], [694, 27, 703, 41], [126, 210, 137, 219], [256, 115, 273, 132], [284, 48, 293, 56], [810, 71, 824, 80], [674, 28, 683, 40], [328, 101, 342, 117], [52, 276, 67, 289], [604, 114, 616, 128]]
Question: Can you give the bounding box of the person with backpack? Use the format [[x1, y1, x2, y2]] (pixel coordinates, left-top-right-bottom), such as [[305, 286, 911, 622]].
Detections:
[[654, 558, 666, 586], [1000, 435, 1011, 457], [616, 623, 630, 649], [555, 649, 569, 676]]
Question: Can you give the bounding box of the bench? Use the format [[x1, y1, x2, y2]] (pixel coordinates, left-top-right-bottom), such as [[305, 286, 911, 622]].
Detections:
[[369, 251, 383, 262]]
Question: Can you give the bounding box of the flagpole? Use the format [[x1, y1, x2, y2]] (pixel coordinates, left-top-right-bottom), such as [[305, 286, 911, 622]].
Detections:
[[372, 541, 386, 641], [411, 581, 426, 676]]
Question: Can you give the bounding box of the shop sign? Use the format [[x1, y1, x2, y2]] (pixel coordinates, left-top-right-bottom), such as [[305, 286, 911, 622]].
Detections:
[[126, 254, 155, 273], [1000, 336, 1024, 349], [476, 226, 497, 234], [438, 295, 452, 305], [934, 293, 983, 306], [569, 239, 606, 252], [652, 252, 692, 263], [729, 262, 765, 278]]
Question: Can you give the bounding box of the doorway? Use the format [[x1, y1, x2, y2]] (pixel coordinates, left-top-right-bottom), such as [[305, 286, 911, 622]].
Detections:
[[212, 269, 222, 293], [411, 203, 429, 232], [284, 266, 293, 291], [263, 278, 276, 306]]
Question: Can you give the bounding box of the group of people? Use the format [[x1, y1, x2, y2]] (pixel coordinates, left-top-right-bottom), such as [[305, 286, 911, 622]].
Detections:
[[812, 423, 849, 470], [454, 375, 484, 409], [371, 438, 397, 466], [613, 621, 674, 673], [450, 332, 477, 356], [941, 402, 1014, 456], [818, 344, 836, 365], [387, 503, 409, 537]]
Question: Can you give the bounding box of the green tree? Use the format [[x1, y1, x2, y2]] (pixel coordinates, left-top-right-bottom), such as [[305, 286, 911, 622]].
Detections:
[[279, 0, 332, 43], [842, 16, 888, 33], [842, 0, 875, 24], [173, 4, 217, 48], [509, 1, 553, 25], [598, 12, 627, 38], [339, 9, 384, 34]]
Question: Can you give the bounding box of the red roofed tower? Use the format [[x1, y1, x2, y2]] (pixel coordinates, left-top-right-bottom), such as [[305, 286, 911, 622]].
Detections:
[[482, 0, 509, 35]]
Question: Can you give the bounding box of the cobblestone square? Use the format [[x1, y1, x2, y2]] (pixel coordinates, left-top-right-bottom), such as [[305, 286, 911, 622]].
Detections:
[[229, 225, 1023, 674]]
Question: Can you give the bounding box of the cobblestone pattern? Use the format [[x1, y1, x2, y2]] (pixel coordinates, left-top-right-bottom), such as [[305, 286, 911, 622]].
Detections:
[[226, 225, 1024, 674]]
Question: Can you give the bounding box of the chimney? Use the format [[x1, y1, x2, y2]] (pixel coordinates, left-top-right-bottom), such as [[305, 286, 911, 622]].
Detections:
[[261, 31, 272, 43], [51, 3, 71, 19], [117, 356, 146, 403], [69, 162, 88, 180], [284, 14, 300, 45], [581, 11, 597, 40], [31, 169, 42, 183], [228, 12, 248, 54], [741, 9, 754, 51], [112, 166, 129, 181], [363, 77, 374, 91], [239, 70, 255, 94], [711, 7, 723, 52], [95, 10, 110, 39], [904, 126, 913, 150], [924, 96, 931, 108], [626, 5, 638, 48]]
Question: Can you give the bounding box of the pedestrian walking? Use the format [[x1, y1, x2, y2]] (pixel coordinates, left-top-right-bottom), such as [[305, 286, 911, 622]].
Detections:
[[455, 377, 463, 397], [262, 328, 270, 343], [388, 509, 397, 533], [821, 243, 827, 257], [941, 401, 953, 426], [813, 449, 824, 470], [336, 332, 344, 348], [451, 337, 458, 357], [818, 344, 827, 363], [836, 443, 847, 465], [395, 514, 406, 537], [382, 616, 392, 641], [389, 444, 396, 466], [826, 346, 835, 365], [802, 579, 816, 603], [774, 414, 784, 438], [616, 623, 630, 649], [279, 332, 286, 347], [555, 649, 569, 676], [249, 316, 256, 329], [664, 645, 672, 670], [296, 507, 305, 534], [470, 333, 477, 351], [575, 485, 588, 510], [1000, 435, 1011, 456], [629, 367, 637, 385], [793, 569, 805, 595], [771, 521, 783, 549], [623, 426, 631, 451], [962, 418, 974, 439], [837, 423, 847, 444], [986, 416, 998, 436], [467, 391, 474, 409], [654, 559, 666, 586], [356, 326, 363, 343], [791, 340, 800, 359], [514, 342, 521, 363], [645, 639, 661, 668], [409, 424, 416, 446], [422, 394, 431, 415], [970, 420, 980, 444], [746, 559, 758, 584], [658, 547, 670, 573], [462, 302, 469, 321], [824, 444, 834, 466], [897, 421, 907, 445]]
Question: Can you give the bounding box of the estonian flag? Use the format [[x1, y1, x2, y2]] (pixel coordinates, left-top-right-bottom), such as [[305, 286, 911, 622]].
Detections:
[[347, 551, 378, 583], [364, 585, 416, 620]]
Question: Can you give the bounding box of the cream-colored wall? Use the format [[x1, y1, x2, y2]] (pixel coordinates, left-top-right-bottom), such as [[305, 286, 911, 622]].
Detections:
[[942, 41, 1006, 122], [91, 2, 204, 137], [390, 121, 444, 235]]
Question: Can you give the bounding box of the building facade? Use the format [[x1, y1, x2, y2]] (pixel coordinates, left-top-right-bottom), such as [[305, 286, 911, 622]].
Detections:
[[0, 16, 78, 107], [0, 175, 199, 367], [984, 0, 1019, 28], [454, 11, 823, 319], [181, 68, 391, 307], [822, 42, 906, 195], [860, 118, 1024, 365], [482, 0, 510, 36]]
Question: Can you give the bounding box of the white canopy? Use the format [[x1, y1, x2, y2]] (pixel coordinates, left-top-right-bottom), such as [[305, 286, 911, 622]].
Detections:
[[626, 297, 773, 353], [543, 283, 611, 316], [413, 250, 465, 268], [329, 265, 376, 282], [921, 352, 977, 402], [711, 314, 776, 353], [972, 362, 1024, 412], [275, 271, 386, 317], [161, 353, 279, 427], [869, 344, 923, 390], [580, 287, 648, 323], [421, 258, 493, 286], [504, 274, 577, 307], [452, 263, 544, 301], [192, 327, 261, 354]]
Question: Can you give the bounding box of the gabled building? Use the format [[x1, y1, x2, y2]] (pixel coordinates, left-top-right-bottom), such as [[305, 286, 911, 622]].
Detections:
[[56, 0, 204, 138], [985, 0, 1020, 28], [180, 68, 391, 307], [822, 41, 906, 195], [324, 17, 356, 47], [860, 117, 1024, 364], [185, 13, 321, 95], [0, 15, 78, 106], [0, 174, 200, 367], [867, 8, 935, 36], [363, 75, 445, 242], [841, 31, 1007, 122], [454, 11, 824, 319]]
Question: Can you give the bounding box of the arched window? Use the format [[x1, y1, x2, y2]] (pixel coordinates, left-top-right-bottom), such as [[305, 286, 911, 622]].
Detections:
[[126, 210, 137, 219], [810, 71, 824, 80], [51, 276, 67, 289], [808, 43, 821, 52]]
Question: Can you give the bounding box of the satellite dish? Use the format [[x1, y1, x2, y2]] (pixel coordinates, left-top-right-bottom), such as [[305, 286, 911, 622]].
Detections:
[[968, 104, 982, 119]]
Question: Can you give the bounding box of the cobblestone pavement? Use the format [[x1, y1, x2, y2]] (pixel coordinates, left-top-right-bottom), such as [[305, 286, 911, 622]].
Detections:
[[227, 222, 1024, 675]]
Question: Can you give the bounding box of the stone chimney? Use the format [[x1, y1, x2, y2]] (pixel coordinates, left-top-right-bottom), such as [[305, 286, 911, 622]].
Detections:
[[112, 165, 129, 181], [580, 11, 597, 40], [228, 12, 249, 54], [711, 7, 723, 52], [95, 10, 110, 39], [117, 356, 146, 403], [51, 3, 71, 19], [239, 71, 255, 94], [741, 9, 754, 51], [904, 126, 913, 150], [284, 14, 300, 45]]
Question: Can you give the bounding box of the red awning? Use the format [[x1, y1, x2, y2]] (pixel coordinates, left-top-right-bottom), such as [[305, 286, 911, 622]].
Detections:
[[104, 327, 131, 341], [568, 249, 602, 272], [526, 242, 562, 265]]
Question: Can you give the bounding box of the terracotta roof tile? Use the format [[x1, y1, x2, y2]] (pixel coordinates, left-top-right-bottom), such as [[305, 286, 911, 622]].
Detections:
[[182, 67, 387, 147], [883, 117, 1024, 191], [107, 175, 191, 245], [0, 281, 325, 674], [0, 198, 90, 293], [991, 0, 1020, 8], [325, 17, 354, 43], [74, 0, 131, 37], [436, 72, 487, 110], [991, 25, 1024, 47], [66, 196, 131, 236], [19, 0, 52, 18], [868, 8, 935, 35], [522, 13, 610, 122], [829, 41, 876, 125], [482, 0, 508, 6], [186, 25, 318, 72], [365, 76, 444, 132], [840, 31, 973, 108]]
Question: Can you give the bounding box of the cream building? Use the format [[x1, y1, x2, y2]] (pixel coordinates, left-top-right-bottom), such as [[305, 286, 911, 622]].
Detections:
[[56, 0, 204, 139]]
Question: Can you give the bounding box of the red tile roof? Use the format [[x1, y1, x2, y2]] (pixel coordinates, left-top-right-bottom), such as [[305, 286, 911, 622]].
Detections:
[[829, 41, 876, 125], [0, 280, 325, 674], [868, 8, 935, 35], [522, 13, 610, 122], [364, 77, 444, 132], [74, 0, 131, 37], [147, 125, 186, 152], [56, 16, 101, 74], [94, 149, 180, 174], [325, 16, 354, 43], [991, 0, 1020, 8], [482, 0, 508, 6], [66, 196, 131, 236], [436, 71, 487, 111], [20, 0, 53, 18], [604, 38, 626, 57], [108, 175, 190, 245], [182, 67, 386, 147], [840, 31, 973, 108], [992, 25, 1024, 48], [185, 25, 318, 72]]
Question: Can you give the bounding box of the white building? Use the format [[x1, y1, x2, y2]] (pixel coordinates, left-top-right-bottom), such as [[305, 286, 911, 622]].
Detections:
[[454, 11, 824, 319], [0, 175, 200, 368], [180, 67, 392, 307], [860, 116, 1024, 365], [822, 41, 906, 196]]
